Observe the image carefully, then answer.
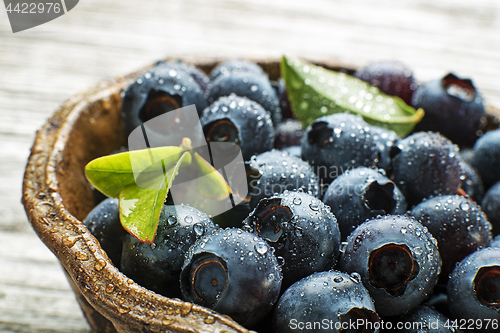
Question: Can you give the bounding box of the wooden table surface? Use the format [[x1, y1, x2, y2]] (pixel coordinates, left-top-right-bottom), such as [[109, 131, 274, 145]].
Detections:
[[1, 0, 499, 332]]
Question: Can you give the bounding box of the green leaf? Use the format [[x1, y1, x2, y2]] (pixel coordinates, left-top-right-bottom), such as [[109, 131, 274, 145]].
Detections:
[[280, 55, 424, 137], [118, 151, 191, 243], [192, 152, 232, 200]]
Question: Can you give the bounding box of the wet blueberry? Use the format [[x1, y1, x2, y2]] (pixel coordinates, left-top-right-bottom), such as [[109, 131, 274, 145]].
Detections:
[[121, 205, 216, 298], [280, 145, 301, 158], [391, 131, 462, 207], [412, 73, 486, 147], [458, 159, 484, 203], [482, 182, 500, 235], [200, 95, 274, 161], [121, 66, 208, 140], [272, 270, 380, 333], [180, 228, 282, 328], [274, 119, 303, 149], [448, 247, 500, 330], [83, 198, 126, 267], [246, 150, 320, 209], [301, 113, 398, 185], [355, 59, 417, 106], [339, 215, 441, 316], [411, 195, 492, 279], [206, 71, 281, 126], [398, 305, 462, 333], [473, 128, 500, 187], [244, 191, 340, 288], [322, 167, 407, 240], [154, 60, 210, 91], [209, 60, 266, 81]]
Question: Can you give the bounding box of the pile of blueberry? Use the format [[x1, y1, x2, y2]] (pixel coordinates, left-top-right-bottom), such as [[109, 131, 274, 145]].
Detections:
[[84, 58, 500, 332]]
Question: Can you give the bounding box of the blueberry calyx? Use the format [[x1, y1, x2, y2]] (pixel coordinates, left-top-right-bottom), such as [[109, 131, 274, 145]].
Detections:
[[363, 180, 397, 213], [187, 252, 228, 306], [307, 121, 333, 149], [474, 266, 500, 306], [369, 243, 419, 296], [252, 198, 291, 243], [139, 89, 183, 122], [442, 73, 476, 102], [338, 307, 379, 332], [205, 119, 241, 147]]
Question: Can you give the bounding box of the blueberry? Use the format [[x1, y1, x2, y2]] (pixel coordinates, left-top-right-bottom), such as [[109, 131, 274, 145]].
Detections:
[[339, 215, 441, 316], [153, 60, 210, 92], [355, 59, 417, 106], [411, 195, 492, 279], [458, 159, 484, 203], [272, 270, 379, 333], [246, 150, 320, 209], [244, 191, 340, 288], [482, 182, 500, 235], [206, 71, 281, 126], [209, 60, 266, 81], [301, 113, 398, 185], [398, 305, 462, 333], [448, 247, 500, 329], [322, 167, 407, 240], [121, 205, 216, 298], [121, 66, 208, 140], [274, 119, 303, 149], [412, 73, 486, 147], [280, 145, 301, 158], [473, 128, 500, 187], [200, 95, 274, 161], [180, 228, 282, 327], [83, 198, 126, 267], [391, 132, 462, 207]]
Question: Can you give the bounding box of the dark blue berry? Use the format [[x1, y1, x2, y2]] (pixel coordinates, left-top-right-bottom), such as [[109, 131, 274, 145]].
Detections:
[[154, 60, 210, 92], [482, 182, 500, 235], [412, 73, 486, 146], [83, 198, 126, 267], [209, 60, 266, 81], [206, 71, 281, 126], [391, 132, 462, 207], [120, 205, 216, 298], [274, 119, 303, 149], [448, 247, 500, 329], [121, 66, 208, 141], [473, 129, 500, 187], [398, 305, 462, 333], [301, 113, 398, 185], [355, 59, 417, 106], [339, 215, 441, 316], [180, 228, 281, 327], [458, 159, 484, 203], [272, 270, 379, 333], [246, 150, 320, 209], [322, 167, 407, 240], [244, 191, 340, 288], [411, 195, 492, 279]]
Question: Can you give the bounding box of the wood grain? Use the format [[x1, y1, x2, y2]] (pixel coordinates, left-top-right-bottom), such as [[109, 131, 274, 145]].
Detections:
[[1, 0, 500, 332]]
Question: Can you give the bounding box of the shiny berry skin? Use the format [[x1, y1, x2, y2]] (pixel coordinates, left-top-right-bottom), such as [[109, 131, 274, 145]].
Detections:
[[209, 60, 266, 81], [180, 228, 282, 328], [459, 159, 484, 203], [281, 145, 301, 158], [301, 113, 398, 184], [200, 95, 274, 161], [246, 150, 320, 210], [339, 215, 441, 316], [206, 71, 281, 126], [473, 128, 500, 187], [322, 167, 407, 240], [154, 60, 210, 91], [121, 66, 208, 139], [412, 73, 486, 147], [391, 132, 462, 207], [272, 270, 380, 333], [398, 305, 462, 333], [447, 247, 500, 329], [244, 191, 340, 288], [482, 182, 500, 235], [355, 59, 417, 105], [411, 195, 492, 279], [274, 119, 303, 149], [121, 205, 216, 298], [83, 198, 126, 267]]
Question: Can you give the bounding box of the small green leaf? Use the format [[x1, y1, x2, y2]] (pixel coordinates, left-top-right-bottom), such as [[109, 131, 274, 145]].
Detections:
[[192, 152, 231, 200], [280, 55, 424, 137], [118, 151, 191, 243]]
